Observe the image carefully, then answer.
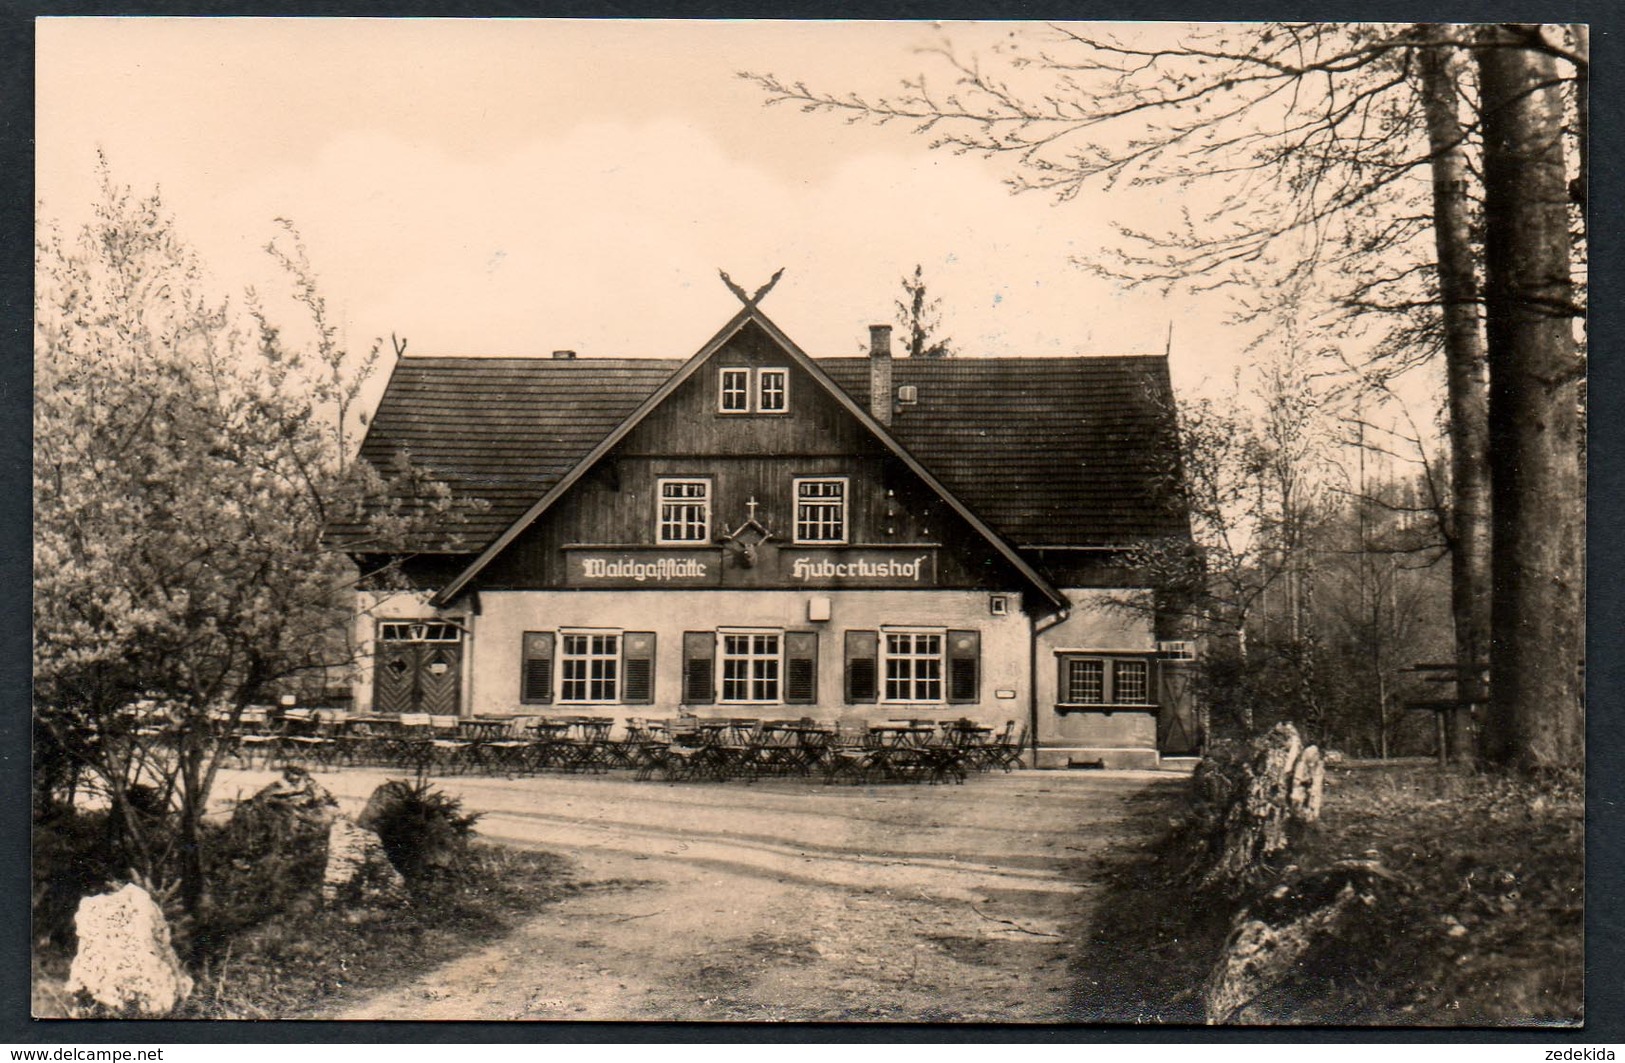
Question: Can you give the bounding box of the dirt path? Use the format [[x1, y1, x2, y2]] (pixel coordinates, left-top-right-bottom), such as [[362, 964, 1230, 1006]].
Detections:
[[216, 768, 1183, 1022]]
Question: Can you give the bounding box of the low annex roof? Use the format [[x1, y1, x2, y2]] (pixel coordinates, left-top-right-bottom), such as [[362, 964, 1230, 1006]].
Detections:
[[331, 319, 1186, 573]]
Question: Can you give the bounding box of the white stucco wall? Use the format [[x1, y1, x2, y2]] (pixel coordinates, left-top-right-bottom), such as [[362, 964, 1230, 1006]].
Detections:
[[1032, 588, 1160, 768], [354, 588, 1031, 730]]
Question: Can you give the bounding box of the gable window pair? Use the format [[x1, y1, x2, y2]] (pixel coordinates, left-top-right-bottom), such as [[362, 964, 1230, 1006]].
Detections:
[[719, 367, 789, 414], [655, 476, 847, 545], [844, 629, 980, 705], [1057, 655, 1153, 707], [521, 630, 656, 705]]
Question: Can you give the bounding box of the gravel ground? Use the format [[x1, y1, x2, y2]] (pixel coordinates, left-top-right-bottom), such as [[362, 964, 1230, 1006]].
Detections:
[[213, 766, 1184, 1022]]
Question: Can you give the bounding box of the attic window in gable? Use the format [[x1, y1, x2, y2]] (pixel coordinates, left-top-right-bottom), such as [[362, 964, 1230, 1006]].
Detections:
[[718, 367, 789, 414], [758, 369, 788, 412], [719, 368, 751, 413]]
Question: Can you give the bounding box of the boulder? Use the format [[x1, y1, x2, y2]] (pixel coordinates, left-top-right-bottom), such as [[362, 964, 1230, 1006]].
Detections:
[[321, 817, 409, 908], [1194, 723, 1327, 892], [64, 883, 193, 1017], [233, 765, 339, 833], [1203, 860, 1406, 1024], [213, 765, 341, 916]]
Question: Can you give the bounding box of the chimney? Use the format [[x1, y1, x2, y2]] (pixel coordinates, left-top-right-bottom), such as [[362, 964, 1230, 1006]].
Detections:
[[551, 349, 577, 360], [868, 324, 893, 426]]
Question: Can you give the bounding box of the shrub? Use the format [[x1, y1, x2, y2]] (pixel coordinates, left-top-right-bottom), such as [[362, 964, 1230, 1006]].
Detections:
[[359, 779, 482, 887], [32, 808, 119, 954]]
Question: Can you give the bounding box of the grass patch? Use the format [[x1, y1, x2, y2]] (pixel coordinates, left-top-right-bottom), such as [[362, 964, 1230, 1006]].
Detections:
[[1069, 761, 1584, 1026], [177, 842, 571, 1019], [33, 806, 573, 1019]]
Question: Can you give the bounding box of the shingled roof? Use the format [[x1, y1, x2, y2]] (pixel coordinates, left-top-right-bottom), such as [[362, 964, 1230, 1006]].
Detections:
[[333, 349, 1186, 555], [820, 356, 1187, 546]]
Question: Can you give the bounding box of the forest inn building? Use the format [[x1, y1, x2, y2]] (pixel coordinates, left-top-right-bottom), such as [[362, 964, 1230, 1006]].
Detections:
[[335, 301, 1198, 768]]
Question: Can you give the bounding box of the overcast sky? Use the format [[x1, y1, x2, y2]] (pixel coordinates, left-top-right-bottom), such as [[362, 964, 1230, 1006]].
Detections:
[[39, 18, 1264, 404]]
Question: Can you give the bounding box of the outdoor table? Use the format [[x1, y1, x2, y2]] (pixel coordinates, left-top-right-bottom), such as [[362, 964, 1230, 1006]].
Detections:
[[455, 719, 512, 773], [786, 724, 835, 775], [528, 718, 574, 770], [281, 709, 337, 767], [550, 716, 613, 773], [867, 724, 941, 782], [748, 722, 801, 777], [476, 719, 537, 774], [868, 724, 937, 748]]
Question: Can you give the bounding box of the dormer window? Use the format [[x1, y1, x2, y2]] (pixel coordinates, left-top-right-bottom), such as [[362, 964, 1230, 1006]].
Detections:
[[717, 367, 790, 414]]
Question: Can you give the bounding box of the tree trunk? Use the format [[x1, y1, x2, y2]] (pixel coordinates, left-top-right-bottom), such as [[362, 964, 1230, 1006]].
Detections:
[[1476, 26, 1585, 770], [1418, 25, 1493, 764]]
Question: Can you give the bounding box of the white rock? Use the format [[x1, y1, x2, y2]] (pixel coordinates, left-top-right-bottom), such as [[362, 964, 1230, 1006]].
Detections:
[[65, 883, 193, 1017]]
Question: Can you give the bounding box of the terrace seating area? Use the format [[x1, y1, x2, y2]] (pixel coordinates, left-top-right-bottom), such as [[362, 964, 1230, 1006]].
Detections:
[[221, 709, 1029, 785]]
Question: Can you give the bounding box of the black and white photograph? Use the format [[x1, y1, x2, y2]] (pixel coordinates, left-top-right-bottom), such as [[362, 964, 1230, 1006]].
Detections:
[[30, 18, 1588, 1028]]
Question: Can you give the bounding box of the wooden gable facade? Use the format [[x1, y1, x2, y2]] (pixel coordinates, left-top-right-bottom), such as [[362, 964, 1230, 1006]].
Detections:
[[469, 317, 1033, 596]]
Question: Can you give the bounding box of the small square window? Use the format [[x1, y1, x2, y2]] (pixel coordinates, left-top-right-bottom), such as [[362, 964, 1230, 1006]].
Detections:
[[758, 369, 788, 412], [719, 368, 751, 413]]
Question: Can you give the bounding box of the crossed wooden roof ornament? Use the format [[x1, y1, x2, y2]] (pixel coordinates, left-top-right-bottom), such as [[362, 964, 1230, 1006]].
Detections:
[[719, 267, 785, 309]]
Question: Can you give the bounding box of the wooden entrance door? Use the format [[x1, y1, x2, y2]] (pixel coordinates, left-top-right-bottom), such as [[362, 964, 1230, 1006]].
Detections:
[[1156, 661, 1200, 755], [374, 621, 464, 715]]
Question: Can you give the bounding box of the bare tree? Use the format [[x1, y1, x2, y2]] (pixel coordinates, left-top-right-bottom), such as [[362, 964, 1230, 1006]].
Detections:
[[1476, 26, 1585, 770], [1417, 25, 1492, 764], [746, 22, 1587, 770]]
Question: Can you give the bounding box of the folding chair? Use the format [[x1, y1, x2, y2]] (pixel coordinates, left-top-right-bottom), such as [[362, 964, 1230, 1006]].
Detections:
[[990, 722, 1029, 772]]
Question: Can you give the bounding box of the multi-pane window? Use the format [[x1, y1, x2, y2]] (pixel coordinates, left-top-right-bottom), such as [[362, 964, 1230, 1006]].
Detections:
[[717, 367, 790, 413], [1114, 660, 1150, 704], [1059, 656, 1154, 706], [560, 632, 619, 702], [1066, 659, 1105, 704], [794, 478, 847, 543], [884, 632, 943, 702], [719, 368, 751, 413], [658, 479, 710, 543], [758, 369, 788, 412], [721, 632, 781, 702]]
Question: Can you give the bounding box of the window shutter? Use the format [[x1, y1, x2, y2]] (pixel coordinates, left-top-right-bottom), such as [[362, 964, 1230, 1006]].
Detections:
[[521, 631, 554, 705], [622, 631, 656, 705], [785, 631, 819, 705], [845, 630, 878, 704], [682, 631, 715, 705], [948, 629, 980, 704]]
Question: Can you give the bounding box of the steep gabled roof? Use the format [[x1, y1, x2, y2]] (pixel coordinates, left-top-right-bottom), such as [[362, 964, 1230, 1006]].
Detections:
[[418, 306, 1067, 608]]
